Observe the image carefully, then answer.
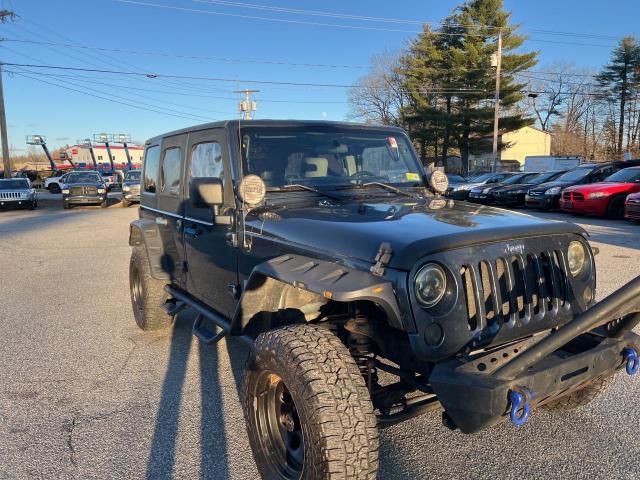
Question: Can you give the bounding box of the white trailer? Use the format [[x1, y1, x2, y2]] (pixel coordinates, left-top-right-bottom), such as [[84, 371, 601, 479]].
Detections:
[[524, 156, 581, 172]]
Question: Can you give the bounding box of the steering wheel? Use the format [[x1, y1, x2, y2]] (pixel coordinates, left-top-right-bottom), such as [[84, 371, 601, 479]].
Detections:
[[350, 171, 387, 181]]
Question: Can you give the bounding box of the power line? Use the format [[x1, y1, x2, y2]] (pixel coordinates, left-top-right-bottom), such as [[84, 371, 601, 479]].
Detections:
[[0, 38, 371, 70], [0, 36, 611, 81], [114, 0, 619, 47], [10, 70, 217, 121], [192, 0, 621, 40]]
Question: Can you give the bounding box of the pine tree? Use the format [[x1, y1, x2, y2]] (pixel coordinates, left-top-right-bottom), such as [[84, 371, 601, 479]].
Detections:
[[596, 36, 640, 156], [400, 0, 537, 174]]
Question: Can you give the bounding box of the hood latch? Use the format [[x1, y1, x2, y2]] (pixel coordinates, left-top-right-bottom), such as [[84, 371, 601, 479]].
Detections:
[[370, 242, 393, 277]]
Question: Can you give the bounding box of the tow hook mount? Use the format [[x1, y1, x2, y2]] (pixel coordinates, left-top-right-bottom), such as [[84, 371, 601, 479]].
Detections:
[[508, 388, 533, 427]]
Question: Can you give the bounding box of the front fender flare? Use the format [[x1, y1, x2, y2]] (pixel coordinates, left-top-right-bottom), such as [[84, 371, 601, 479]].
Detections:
[[233, 254, 403, 334]]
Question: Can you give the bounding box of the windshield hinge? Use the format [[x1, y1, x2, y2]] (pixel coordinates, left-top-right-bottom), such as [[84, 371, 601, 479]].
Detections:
[[370, 242, 393, 277]]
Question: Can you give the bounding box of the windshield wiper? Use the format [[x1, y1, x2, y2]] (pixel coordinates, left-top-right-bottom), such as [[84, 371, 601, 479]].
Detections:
[[336, 182, 418, 199], [269, 184, 340, 200]]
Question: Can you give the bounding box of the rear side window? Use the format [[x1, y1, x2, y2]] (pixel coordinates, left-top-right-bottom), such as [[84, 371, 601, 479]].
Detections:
[[161, 147, 182, 195], [143, 146, 160, 193], [190, 142, 224, 179]]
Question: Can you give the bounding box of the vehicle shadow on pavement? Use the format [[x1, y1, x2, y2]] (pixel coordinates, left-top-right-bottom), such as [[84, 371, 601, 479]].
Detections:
[[145, 313, 248, 480]]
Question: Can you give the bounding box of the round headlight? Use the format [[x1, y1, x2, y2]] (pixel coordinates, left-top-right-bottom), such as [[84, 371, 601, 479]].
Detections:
[[415, 263, 447, 308], [567, 241, 586, 277], [428, 170, 449, 195]]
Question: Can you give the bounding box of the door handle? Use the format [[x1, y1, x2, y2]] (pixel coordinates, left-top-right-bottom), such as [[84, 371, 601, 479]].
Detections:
[[155, 216, 168, 226]]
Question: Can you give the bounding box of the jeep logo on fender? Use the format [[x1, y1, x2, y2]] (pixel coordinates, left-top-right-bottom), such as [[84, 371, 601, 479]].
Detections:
[[505, 243, 525, 255]]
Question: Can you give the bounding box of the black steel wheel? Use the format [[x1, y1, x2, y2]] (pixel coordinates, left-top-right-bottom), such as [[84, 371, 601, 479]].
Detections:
[[129, 246, 173, 331], [243, 324, 378, 480], [254, 371, 304, 478]]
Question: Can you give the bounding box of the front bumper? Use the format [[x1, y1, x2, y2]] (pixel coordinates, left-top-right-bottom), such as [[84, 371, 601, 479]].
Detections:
[[559, 196, 608, 215], [525, 193, 559, 209], [122, 191, 140, 202], [468, 192, 494, 204], [0, 197, 33, 207], [626, 200, 640, 220], [430, 275, 640, 433], [63, 194, 105, 205]]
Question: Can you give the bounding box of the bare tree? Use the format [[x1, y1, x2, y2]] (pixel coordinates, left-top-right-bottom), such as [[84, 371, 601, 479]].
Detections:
[[347, 51, 406, 126]]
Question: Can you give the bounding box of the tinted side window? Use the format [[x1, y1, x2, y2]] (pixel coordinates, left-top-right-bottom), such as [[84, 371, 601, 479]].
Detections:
[[161, 147, 181, 196], [190, 142, 224, 179], [143, 145, 160, 193]]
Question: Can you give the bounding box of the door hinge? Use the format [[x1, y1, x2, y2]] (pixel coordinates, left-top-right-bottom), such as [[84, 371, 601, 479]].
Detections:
[[227, 283, 240, 299], [226, 232, 238, 247]]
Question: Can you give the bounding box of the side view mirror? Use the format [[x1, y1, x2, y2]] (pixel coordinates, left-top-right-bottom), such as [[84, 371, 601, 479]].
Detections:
[[191, 177, 223, 208]]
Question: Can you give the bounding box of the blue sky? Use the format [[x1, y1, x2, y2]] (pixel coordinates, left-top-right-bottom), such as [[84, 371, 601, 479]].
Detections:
[[1, 0, 638, 152]]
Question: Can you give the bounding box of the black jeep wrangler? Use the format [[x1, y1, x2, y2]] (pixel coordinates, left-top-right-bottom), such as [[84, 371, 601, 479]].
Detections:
[[129, 120, 640, 479]]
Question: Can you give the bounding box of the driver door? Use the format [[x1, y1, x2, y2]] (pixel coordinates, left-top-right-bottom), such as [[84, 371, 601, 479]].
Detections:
[[183, 129, 238, 317]]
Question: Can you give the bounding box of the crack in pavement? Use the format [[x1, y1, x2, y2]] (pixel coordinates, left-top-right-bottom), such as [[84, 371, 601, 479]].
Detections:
[[63, 416, 78, 468]]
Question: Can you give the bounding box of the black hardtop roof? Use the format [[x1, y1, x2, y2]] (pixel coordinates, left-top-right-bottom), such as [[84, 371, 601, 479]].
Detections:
[[145, 119, 408, 146]]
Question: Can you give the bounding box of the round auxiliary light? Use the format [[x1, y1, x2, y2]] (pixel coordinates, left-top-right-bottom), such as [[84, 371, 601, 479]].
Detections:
[[238, 174, 266, 207], [415, 263, 447, 308], [428, 170, 449, 195], [567, 241, 586, 277]]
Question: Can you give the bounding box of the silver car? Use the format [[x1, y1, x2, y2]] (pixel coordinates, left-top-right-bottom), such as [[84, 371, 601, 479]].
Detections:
[[0, 178, 37, 210]]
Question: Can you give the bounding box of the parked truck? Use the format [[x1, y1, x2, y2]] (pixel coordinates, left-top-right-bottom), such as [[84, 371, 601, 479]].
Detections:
[[524, 156, 581, 172]]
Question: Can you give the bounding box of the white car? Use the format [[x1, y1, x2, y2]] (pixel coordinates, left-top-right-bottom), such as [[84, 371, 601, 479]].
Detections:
[[44, 170, 71, 193]]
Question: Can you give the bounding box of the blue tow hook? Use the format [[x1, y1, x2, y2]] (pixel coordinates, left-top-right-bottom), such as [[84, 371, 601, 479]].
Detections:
[[623, 348, 639, 376], [508, 390, 531, 426]]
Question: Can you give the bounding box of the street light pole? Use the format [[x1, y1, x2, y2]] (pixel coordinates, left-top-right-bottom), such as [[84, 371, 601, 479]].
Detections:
[[492, 31, 503, 173]]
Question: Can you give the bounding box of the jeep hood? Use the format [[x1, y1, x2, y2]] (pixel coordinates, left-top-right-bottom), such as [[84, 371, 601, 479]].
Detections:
[[248, 197, 584, 270]]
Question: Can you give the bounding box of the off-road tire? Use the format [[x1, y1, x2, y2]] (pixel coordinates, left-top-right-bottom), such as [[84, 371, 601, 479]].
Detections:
[[29, 200, 36, 210], [606, 195, 626, 219], [101, 199, 108, 208], [122, 198, 130, 208], [63, 203, 70, 210], [243, 324, 379, 480], [543, 374, 614, 411], [129, 246, 173, 331]]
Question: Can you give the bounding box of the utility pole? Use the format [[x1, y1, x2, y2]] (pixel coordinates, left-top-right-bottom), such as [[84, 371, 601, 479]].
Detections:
[[0, 10, 18, 178], [491, 31, 503, 173], [235, 89, 259, 120], [0, 63, 10, 178]]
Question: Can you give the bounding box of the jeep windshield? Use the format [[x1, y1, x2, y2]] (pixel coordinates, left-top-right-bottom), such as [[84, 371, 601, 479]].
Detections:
[[239, 126, 424, 192]]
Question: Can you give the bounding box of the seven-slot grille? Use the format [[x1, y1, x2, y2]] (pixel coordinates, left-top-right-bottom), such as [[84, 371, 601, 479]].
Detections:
[[70, 186, 98, 195], [0, 191, 23, 199], [459, 250, 569, 332]]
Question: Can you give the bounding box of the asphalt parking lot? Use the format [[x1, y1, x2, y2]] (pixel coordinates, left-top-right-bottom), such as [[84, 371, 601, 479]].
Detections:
[[1, 198, 640, 479]]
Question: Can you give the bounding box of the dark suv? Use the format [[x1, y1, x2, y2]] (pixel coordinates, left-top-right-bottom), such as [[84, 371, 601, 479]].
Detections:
[[128, 120, 640, 480]]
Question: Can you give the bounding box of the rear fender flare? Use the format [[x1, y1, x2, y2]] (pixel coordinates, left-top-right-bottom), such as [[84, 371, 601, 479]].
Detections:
[[129, 218, 171, 280], [232, 254, 403, 335]]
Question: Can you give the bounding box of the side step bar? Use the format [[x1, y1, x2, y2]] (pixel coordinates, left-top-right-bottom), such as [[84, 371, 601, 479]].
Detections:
[[164, 285, 254, 347]]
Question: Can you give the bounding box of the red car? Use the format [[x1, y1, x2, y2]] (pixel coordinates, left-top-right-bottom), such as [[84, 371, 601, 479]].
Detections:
[[559, 166, 640, 218], [626, 192, 640, 221]]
